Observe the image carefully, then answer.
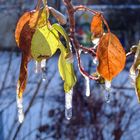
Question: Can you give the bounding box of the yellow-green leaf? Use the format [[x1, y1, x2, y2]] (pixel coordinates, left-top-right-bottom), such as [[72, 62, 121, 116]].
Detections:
[[58, 43, 77, 93], [52, 23, 70, 52], [31, 25, 59, 62]]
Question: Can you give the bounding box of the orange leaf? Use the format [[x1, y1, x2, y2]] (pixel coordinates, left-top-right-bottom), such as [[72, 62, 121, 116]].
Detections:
[[15, 11, 36, 98], [96, 33, 126, 81], [15, 12, 31, 47], [91, 13, 104, 38]]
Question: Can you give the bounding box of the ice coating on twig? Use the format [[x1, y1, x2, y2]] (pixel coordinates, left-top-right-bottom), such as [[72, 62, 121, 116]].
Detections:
[[35, 61, 42, 73]]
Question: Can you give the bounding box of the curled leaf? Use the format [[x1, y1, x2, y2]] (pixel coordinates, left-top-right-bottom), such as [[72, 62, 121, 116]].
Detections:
[[58, 44, 77, 93], [97, 33, 126, 81], [129, 41, 140, 103], [29, 7, 50, 28], [15, 12, 31, 47], [31, 25, 59, 62], [17, 53, 28, 98], [49, 7, 67, 25], [91, 13, 104, 38]]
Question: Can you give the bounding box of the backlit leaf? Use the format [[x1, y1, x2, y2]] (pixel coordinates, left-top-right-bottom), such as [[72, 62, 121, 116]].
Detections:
[[58, 43, 77, 93], [15, 12, 31, 47], [52, 23, 70, 51], [129, 41, 140, 103], [17, 53, 28, 98], [31, 25, 59, 62], [91, 13, 104, 38], [29, 7, 49, 28], [96, 33, 126, 81]]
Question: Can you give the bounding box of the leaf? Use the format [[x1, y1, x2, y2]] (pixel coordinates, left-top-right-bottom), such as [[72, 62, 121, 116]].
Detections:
[[15, 12, 31, 47], [129, 41, 140, 103], [135, 70, 140, 103], [130, 42, 140, 76], [52, 23, 70, 51], [58, 43, 77, 93], [96, 33, 126, 81], [15, 11, 36, 98], [17, 53, 28, 98], [31, 25, 59, 62], [49, 7, 67, 25], [91, 13, 104, 38], [29, 8, 50, 28]]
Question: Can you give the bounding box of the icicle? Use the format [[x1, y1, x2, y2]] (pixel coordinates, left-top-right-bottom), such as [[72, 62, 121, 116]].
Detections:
[[65, 89, 73, 120], [105, 80, 111, 91], [93, 57, 99, 66], [35, 61, 42, 73], [85, 77, 90, 97], [129, 74, 136, 86], [16, 96, 24, 123], [41, 59, 47, 81], [105, 91, 111, 103], [92, 38, 99, 45], [104, 80, 111, 103]]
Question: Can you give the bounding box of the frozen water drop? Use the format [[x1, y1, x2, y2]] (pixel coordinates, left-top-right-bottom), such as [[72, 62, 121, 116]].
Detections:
[[42, 72, 47, 81], [85, 77, 90, 97], [41, 59, 46, 68], [78, 49, 82, 54], [129, 74, 136, 86], [41, 59, 47, 81], [92, 38, 99, 45], [93, 57, 99, 65], [17, 96, 24, 123], [35, 61, 42, 73], [65, 108, 72, 120], [105, 92, 111, 103], [105, 80, 111, 91], [65, 89, 73, 120]]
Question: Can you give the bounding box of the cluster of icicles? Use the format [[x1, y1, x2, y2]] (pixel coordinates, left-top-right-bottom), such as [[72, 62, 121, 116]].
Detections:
[[16, 58, 112, 123]]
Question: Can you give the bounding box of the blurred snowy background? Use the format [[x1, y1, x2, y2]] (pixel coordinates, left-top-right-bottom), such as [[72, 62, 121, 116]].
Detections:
[[0, 0, 140, 140]]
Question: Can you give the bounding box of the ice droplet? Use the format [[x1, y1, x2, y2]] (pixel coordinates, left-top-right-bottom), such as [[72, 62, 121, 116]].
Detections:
[[17, 96, 24, 123], [92, 38, 99, 45], [129, 74, 136, 86], [105, 80, 111, 91], [65, 89, 73, 120], [35, 61, 42, 73], [93, 57, 99, 65], [105, 91, 111, 103], [85, 77, 90, 97], [41, 59, 47, 81]]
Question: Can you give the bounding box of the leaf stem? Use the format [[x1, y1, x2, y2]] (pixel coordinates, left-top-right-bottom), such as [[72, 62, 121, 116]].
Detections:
[[62, 0, 99, 80], [36, 0, 42, 11]]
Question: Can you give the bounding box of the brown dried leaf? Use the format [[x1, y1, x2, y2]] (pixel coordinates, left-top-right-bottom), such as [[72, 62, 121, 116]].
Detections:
[[97, 33, 126, 81], [15, 11, 36, 98], [17, 53, 28, 98], [91, 13, 104, 38]]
